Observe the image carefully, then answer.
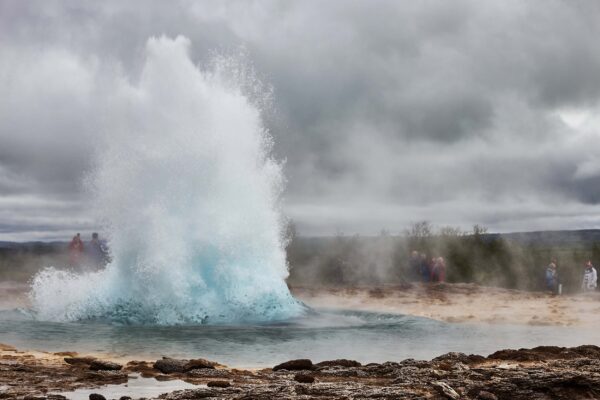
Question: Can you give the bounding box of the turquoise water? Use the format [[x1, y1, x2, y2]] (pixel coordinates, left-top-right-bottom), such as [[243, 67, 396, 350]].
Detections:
[[0, 308, 596, 368]]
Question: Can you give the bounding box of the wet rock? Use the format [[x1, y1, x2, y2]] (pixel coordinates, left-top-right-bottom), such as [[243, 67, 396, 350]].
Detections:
[[187, 368, 231, 378], [153, 357, 217, 374], [89, 394, 106, 400], [315, 359, 361, 368], [477, 391, 498, 400], [433, 351, 485, 365], [6, 344, 600, 400], [488, 345, 600, 362], [64, 356, 96, 366], [184, 358, 217, 370], [153, 357, 188, 373], [89, 360, 123, 371], [432, 381, 460, 399], [488, 348, 546, 361], [293, 373, 315, 383], [118, 397, 132, 400], [272, 359, 313, 371], [207, 380, 231, 388]]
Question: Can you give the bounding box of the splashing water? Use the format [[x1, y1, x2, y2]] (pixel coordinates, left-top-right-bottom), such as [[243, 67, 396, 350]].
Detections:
[[30, 36, 304, 325]]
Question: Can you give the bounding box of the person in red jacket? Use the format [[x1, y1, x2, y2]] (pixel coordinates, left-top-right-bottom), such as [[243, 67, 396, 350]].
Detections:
[[68, 233, 84, 267], [431, 257, 446, 283]]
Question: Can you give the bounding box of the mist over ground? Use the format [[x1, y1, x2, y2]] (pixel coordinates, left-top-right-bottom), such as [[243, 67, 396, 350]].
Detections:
[[1, 1, 600, 240], [3, 226, 600, 295]]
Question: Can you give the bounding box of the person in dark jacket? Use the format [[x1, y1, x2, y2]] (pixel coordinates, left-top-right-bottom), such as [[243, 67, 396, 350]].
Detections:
[[545, 262, 558, 293], [419, 253, 430, 282], [87, 232, 110, 267], [409, 250, 421, 281]]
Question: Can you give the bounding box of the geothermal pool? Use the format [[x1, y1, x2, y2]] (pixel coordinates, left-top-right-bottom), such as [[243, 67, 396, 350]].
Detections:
[[0, 308, 596, 368]]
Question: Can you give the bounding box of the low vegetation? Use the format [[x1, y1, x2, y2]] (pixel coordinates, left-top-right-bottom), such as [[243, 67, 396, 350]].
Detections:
[[286, 222, 600, 293]]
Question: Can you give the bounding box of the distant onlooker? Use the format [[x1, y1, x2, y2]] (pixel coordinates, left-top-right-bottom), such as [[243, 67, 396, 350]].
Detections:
[[419, 253, 430, 282], [582, 261, 597, 292], [68, 233, 84, 267], [545, 262, 558, 293], [431, 257, 446, 283], [87, 232, 110, 267], [409, 251, 421, 281]]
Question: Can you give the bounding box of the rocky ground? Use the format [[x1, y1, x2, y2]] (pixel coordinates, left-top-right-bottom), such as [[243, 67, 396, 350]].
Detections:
[[2, 343, 600, 399]]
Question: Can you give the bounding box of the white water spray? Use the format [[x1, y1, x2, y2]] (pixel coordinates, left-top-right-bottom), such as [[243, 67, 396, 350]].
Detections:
[[30, 36, 304, 324]]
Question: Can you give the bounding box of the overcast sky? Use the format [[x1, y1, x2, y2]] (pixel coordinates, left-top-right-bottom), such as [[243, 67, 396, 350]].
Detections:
[[1, 0, 600, 240]]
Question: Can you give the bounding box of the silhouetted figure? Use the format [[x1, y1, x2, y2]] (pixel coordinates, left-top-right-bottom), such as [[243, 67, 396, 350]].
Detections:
[[545, 262, 558, 293], [419, 253, 430, 282], [87, 232, 110, 267], [68, 233, 84, 267], [582, 261, 597, 292], [431, 257, 446, 283], [409, 250, 421, 281]]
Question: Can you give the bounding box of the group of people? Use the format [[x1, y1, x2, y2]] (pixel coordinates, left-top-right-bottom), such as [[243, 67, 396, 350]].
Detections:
[[409, 251, 447, 283], [68, 232, 110, 268], [545, 259, 597, 294]]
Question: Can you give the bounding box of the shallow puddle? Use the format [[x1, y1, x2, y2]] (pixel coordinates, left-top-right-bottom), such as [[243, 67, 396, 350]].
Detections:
[[54, 374, 198, 400]]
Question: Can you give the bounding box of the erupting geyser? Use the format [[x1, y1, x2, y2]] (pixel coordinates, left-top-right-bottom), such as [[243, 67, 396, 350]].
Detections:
[[30, 36, 304, 324]]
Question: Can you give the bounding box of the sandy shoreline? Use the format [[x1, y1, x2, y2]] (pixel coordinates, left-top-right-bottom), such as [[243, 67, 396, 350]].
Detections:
[[292, 283, 600, 327]]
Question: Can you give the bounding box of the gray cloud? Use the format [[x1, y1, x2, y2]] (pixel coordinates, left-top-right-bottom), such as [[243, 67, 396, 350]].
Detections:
[[0, 0, 600, 239]]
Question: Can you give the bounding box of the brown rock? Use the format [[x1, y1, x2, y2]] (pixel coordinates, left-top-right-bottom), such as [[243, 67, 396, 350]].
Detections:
[[293, 373, 315, 383], [315, 359, 361, 368], [433, 352, 485, 365], [477, 391, 498, 400], [487, 345, 600, 362], [207, 380, 231, 388], [64, 357, 96, 366], [153, 357, 188, 373], [89, 394, 106, 400], [432, 381, 460, 400], [89, 360, 122, 371], [153, 357, 217, 374], [184, 358, 217, 370], [273, 359, 313, 371]]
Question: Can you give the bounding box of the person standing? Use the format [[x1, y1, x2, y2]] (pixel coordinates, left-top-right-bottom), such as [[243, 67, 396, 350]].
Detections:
[[419, 253, 430, 283], [582, 261, 597, 292], [409, 251, 421, 281], [545, 262, 558, 293], [68, 233, 84, 267], [431, 257, 446, 283], [87, 232, 110, 267]]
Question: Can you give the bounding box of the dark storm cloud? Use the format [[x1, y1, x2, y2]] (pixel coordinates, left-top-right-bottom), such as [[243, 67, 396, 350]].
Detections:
[[0, 0, 599, 239]]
